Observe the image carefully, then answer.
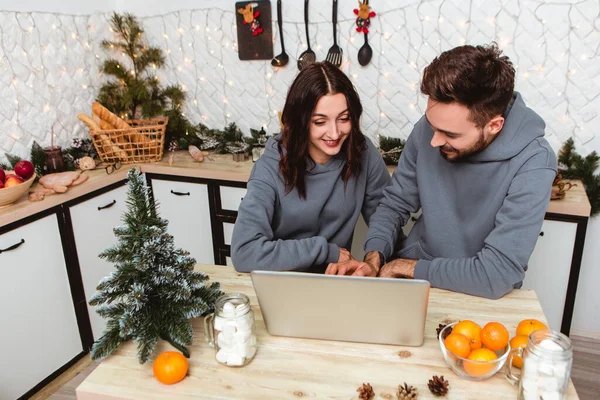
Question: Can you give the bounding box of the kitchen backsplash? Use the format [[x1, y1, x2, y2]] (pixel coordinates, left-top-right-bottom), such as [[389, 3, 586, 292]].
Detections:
[[1, 0, 598, 160]]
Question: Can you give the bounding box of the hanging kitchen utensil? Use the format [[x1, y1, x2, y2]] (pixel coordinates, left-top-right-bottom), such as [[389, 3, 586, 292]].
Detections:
[[271, 0, 289, 67], [325, 0, 342, 67], [297, 0, 316, 70], [355, 0, 376, 66], [357, 32, 372, 66]]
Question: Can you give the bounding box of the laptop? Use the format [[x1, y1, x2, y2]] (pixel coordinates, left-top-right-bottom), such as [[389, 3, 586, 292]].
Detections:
[[250, 270, 430, 346]]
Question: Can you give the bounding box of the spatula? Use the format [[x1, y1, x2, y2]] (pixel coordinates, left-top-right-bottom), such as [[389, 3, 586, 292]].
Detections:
[[325, 0, 342, 68]]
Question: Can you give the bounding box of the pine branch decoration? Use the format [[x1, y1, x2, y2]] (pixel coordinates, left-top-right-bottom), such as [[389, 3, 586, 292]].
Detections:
[[378, 135, 406, 165], [558, 138, 600, 216], [4, 153, 22, 168], [89, 169, 222, 364]]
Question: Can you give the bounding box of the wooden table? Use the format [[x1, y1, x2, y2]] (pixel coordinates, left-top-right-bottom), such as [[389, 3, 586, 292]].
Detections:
[[76, 265, 579, 399]]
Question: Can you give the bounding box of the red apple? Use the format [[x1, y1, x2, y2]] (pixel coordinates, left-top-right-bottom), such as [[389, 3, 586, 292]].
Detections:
[[14, 160, 35, 180], [0, 168, 5, 183], [4, 174, 24, 188], [0, 180, 4, 189]]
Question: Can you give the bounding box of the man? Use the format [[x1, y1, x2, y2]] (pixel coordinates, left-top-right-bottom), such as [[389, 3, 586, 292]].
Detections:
[[326, 44, 557, 299]]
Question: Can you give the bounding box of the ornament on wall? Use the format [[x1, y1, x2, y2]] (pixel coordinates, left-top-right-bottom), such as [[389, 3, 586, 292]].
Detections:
[[237, 3, 263, 36], [235, 1, 273, 60], [354, 0, 376, 34], [355, 0, 376, 66]]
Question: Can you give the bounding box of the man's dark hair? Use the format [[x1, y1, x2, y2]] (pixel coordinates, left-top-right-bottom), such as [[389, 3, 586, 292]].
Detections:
[[420, 43, 515, 127]]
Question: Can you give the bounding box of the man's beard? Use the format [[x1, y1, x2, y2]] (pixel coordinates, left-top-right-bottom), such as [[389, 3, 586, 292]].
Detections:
[[439, 131, 488, 163]]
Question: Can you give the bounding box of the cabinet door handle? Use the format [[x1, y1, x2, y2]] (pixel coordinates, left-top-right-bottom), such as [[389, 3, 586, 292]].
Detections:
[[171, 190, 190, 196], [98, 200, 116, 211], [0, 238, 25, 254], [241, 197, 244, 201], [539, 231, 544, 237]]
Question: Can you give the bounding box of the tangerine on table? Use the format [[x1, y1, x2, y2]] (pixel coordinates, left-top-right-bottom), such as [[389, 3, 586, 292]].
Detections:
[[444, 332, 471, 358], [153, 351, 189, 384], [463, 348, 498, 377], [516, 319, 547, 338], [509, 335, 529, 368], [453, 320, 482, 350], [481, 322, 509, 351]]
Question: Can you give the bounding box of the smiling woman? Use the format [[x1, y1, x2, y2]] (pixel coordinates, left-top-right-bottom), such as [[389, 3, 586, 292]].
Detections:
[[230, 62, 391, 274]]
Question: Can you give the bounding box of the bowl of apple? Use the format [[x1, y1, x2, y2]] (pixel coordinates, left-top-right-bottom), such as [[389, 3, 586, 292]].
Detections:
[[0, 160, 36, 207]]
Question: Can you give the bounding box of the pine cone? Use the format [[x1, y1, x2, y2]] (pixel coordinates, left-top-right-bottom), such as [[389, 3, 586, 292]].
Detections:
[[357, 383, 375, 400], [397, 382, 418, 399], [436, 323, 452, 340], [428, 375, 449, 397]]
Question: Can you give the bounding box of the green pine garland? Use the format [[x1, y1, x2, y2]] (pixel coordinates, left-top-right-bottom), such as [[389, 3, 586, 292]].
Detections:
[[378, 135, 406, 165], [558, 138, 600, 216], [97, 13, 197, 151], [89, 169, 222, 363]]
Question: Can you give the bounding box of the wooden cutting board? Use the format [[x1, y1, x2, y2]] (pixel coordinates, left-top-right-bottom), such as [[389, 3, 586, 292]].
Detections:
[[235, 0, 274, 61]]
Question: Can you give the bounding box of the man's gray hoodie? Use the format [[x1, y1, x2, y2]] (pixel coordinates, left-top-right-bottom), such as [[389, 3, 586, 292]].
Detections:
[[365, 93, 557, 299], [232, 135, 390, 272]]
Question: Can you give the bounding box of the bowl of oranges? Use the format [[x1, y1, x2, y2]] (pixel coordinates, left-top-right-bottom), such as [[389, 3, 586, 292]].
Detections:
[[439, 320, 511, 381]]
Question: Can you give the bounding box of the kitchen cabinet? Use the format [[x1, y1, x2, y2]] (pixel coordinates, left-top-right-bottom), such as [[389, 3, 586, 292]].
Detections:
[[523, 213, 588, 335], [146, 174, 215, 265], [67, 182, 128, 342], [0, 211, 83, 400]]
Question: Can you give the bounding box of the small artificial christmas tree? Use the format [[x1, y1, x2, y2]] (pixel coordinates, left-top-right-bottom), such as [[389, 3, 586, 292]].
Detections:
[[97, 13, 198, 150], [89, 169, 222, 363]]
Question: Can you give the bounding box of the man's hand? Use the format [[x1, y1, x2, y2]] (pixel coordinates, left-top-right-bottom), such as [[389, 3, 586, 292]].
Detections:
[[378, 258, 418, 278], [338, 248, 353, 263]]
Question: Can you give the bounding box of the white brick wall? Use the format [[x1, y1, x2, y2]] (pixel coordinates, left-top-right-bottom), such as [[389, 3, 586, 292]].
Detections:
[[1, 0, 599, 160]]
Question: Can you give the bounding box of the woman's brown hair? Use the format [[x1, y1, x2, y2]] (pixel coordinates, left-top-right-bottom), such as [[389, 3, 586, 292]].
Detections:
[[420, 43, 515, 127], [279, 62, 366, 199]]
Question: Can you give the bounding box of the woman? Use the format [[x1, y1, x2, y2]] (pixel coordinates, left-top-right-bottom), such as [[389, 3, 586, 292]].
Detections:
[[231, 62, 390, 272]]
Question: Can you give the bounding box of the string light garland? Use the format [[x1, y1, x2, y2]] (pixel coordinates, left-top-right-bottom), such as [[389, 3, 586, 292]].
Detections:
[[0, 3, 596, 161]]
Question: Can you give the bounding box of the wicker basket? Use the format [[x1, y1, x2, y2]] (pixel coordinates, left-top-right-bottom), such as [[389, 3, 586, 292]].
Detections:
[[90, 117, 167, 164]]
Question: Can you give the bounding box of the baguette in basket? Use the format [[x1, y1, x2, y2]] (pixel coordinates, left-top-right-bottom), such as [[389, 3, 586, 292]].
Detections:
[[77, 113, 129, 161]]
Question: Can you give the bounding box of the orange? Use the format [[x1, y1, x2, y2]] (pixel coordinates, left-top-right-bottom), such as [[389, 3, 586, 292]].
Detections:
[[509, 335, 529, 368], [463, 348, 498, 377], [516, 319, 547, 338], [444, 333, 471, 358], [481, 322, 509, 351], [453, 320, 482, 350], [153, 351, 189, 384]]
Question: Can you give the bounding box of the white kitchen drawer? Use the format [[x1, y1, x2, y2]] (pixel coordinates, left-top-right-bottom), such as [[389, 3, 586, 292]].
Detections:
[[70, 184, 128, 341], [150, 179, 214, 265], [523, 219, 578, 331], [223, 222, 235, 246], [0, 214, 82, 399], [220, 186, 247, 212]]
